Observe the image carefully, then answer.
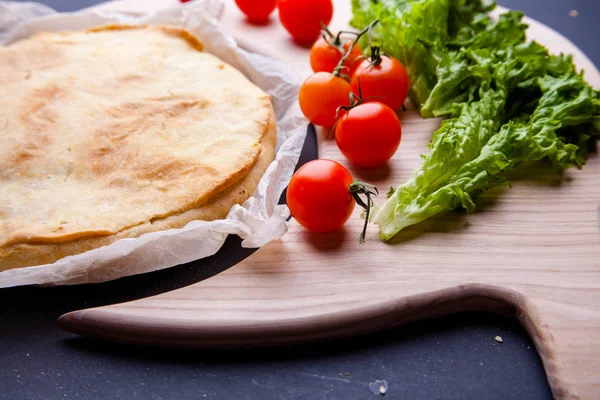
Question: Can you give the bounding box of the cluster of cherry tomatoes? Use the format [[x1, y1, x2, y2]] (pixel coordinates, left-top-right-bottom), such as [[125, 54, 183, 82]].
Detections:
[[300, 21, 409, 168], [288, 22, 411, 238]]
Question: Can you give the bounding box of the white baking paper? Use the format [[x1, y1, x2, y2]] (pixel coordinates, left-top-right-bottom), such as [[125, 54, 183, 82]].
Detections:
[[0, 0, 307, 287]]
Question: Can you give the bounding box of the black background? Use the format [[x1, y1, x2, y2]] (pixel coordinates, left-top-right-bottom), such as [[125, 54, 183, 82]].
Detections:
[[2, 1, 598, 399]]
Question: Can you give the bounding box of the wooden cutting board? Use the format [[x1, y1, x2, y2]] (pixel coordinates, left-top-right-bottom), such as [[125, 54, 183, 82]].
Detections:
[[59, 1, 600, 398]]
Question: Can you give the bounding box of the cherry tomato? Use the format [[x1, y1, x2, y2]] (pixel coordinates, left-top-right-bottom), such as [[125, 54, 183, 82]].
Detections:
[[310, 37, 363, 74], [278, 0, 334, 44], [299, 72, 351, 128], [234, 0, 277, 23], [335, 102, 402, 167], [287, 160, 355, 232], [351, 56, 410, 111]]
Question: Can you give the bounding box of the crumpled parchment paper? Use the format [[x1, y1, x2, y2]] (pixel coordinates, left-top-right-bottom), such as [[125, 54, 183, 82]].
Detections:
[[0, 0, 307, 287]]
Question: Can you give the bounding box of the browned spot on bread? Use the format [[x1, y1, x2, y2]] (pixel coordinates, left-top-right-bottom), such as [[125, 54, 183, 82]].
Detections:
[[105, 176, 134, 189], [85, 144, 131, 178], [158, 26, 204, 51], [85, 24, 204, 52], [133, 157, 218, 182], [12, 150, 36, 164], [113, 74, 147, 88], [80, 94, 211, 181], [20, 85, 62, 144], [86, 24, 143, 33], [0, 84, 62, 174], [89, 145, 118, 162], [101, 95, 211, 135], [0, 152, 39, 179], [107, 95, 209, 119]]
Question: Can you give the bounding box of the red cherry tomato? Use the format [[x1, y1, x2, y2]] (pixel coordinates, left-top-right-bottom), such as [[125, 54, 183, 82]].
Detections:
[[335, 102, 402, 167], [278, 0, 334, 44], [351, 56, 410, 111], [309, 37, 363, 74], [287, 160, 355, 232], [299, 72, 351, 128], [234, 0, 277, 23]]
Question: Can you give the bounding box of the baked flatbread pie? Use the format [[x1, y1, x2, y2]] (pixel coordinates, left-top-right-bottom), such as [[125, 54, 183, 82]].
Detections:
[[0, 25, 277, 271]]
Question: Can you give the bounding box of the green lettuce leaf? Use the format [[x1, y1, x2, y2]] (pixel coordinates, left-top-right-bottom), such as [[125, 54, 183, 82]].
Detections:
[[352, 0, 600, 240], [373, 65, 600, 240], [351, 0, 499, 114]]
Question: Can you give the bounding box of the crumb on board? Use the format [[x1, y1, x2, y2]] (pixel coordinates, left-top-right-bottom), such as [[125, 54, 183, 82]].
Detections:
[[569, 9, 579, 17], [495, 335, 504, 343], [369, 380, 389, 396]]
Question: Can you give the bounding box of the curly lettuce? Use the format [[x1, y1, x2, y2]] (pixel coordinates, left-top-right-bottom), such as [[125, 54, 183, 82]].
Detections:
[[374, 66, 600, 239], [351, 0, 600, 240]]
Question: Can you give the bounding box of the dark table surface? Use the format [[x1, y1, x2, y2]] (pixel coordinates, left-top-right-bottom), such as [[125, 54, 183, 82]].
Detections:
[[1, 1, 598, 399]]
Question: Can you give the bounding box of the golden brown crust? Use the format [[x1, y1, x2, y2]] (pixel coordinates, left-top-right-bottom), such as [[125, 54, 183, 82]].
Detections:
[[0, 25, 276, 270], [0, 112, 276, 270], [85, 24, 204, 52]]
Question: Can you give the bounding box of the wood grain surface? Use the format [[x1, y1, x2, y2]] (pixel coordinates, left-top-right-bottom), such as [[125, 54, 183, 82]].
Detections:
[[59, 1, 600, 398]]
